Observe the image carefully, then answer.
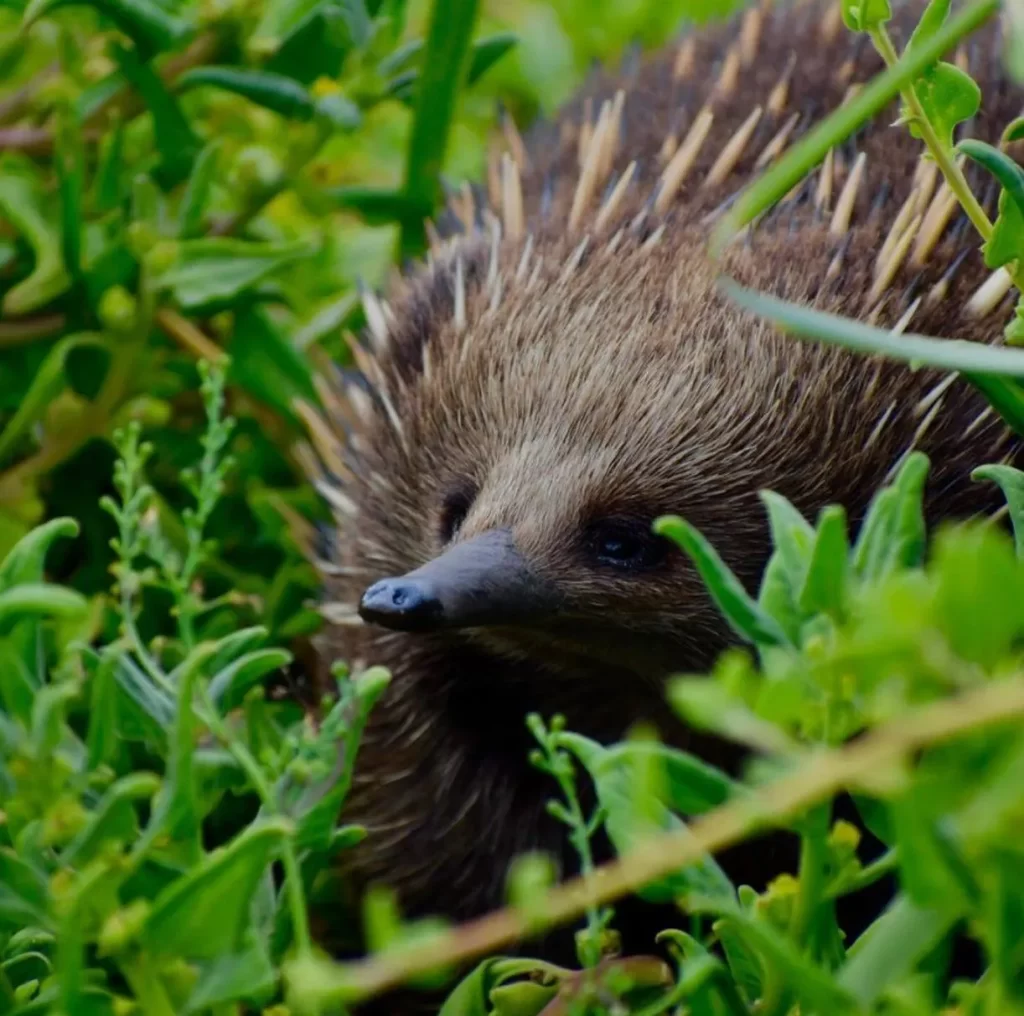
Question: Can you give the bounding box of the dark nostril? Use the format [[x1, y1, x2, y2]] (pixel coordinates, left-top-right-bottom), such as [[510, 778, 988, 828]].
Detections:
[[358, 578, 444, 631]]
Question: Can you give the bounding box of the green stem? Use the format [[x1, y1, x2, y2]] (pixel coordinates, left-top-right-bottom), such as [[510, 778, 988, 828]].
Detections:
[[789, 804, 831, 956], [197, 687, 313, 956], [119, 952, 177, 1016], [869, 24, 993, 243]]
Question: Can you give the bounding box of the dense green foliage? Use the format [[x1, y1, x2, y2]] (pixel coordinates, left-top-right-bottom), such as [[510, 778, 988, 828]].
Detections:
[[7, 0, 1024, 1012]]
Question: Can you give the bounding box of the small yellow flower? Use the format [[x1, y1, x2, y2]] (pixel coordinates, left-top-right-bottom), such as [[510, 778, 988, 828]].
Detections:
[[310, 76, 341, 99]]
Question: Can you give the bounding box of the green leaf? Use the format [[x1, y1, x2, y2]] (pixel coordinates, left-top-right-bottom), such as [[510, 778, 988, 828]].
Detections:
[[905, 0, 981, 149], [208, 647, 292, 712], [841, 0, 890, 32], [326, 185, 420, 226], [400, 0, 481, 258], [958, 139, 1024, 268], [184, 932, 278, 1010], [1003, 116, 1024, 144], [437, 958, 564, 1016], [714, 912, 858, 1015], [21, 0, 191, 57], [55, 107, 85, 283], [62, 773, 161, 868], [177, 140, 221, 239], [0, 850, 48, 929], [0, 583, 88, 633], [0, 517, 79, 591], [143, 818, 290, 960], [0, 332, 107, 468], [889, 789, 978, 918], [114, 43, 199, 188], [756, 550, 804, 643], [710, 0, 998, 253], [557, 731, 736, 908], [153, 238, 312, 309], [146, 643, 215, 861], [86, 648, 119, 769], [655, 515, 791, 647], [798, 505, 850, 617], [93, 118, 126, 212], [467, 32, 517, 84], [262, 3, 362, 85], [178, 67, 317, 119], [227, 304, 318, 422], [973, 463, 1024, 557], [0, 174, 72, 315], [964, 370, 1024, 434], [759, 490, 815, 594], [839, 894, 955, 1006]]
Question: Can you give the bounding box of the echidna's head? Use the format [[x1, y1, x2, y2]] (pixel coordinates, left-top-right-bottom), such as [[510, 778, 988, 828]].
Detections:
[[340, 229, 830, 688]]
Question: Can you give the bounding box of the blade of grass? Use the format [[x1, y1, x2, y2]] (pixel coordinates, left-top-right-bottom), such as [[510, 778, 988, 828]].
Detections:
[[709, 0, 998, 257], [399, 0, 481, 260]]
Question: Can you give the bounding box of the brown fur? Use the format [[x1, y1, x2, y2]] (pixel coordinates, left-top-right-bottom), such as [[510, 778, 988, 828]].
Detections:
[[298, 0, 1024, 993]]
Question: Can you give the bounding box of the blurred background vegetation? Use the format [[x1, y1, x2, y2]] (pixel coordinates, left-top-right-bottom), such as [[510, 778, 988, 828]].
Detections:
[[0, 0, 740, 664]]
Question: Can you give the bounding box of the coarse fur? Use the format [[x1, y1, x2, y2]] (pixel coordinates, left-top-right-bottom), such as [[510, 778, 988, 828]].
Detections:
[[294, 0, 1024, 1001]]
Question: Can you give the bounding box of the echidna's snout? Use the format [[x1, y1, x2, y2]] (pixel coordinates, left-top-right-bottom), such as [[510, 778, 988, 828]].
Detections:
[[359, 528, 560, 632]]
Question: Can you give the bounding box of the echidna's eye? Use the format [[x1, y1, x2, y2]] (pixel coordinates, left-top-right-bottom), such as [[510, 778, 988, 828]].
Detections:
[[586, 518, 670, 571], [439, 484, 477, 543]]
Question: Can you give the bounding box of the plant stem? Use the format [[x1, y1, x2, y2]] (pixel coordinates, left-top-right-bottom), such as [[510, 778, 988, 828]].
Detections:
[[789, 804, 831, 955], [869, 24, 993, 242], [119, 952, 178, 1016], [197, 687, 313, 957]]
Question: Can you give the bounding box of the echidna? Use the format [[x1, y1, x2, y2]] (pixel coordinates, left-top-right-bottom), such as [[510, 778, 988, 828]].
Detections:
[[296, 0, 1023, 975]]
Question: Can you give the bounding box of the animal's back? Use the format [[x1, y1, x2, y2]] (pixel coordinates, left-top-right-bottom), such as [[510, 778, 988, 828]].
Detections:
[[298, 0, 1024, 987]]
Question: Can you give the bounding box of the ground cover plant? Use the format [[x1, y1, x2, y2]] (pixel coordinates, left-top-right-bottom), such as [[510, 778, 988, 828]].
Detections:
[[7, 0, 1024, 1012]]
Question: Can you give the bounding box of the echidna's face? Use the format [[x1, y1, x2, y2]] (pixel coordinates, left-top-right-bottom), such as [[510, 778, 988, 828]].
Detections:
[[350, 239, 783, 682]]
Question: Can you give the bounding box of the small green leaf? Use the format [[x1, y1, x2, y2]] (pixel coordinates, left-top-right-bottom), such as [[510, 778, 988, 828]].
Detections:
[[184, 932, 278, 1010], [759, 490, 815, 593], [0, 333, 108, 468], [958, 139, 1024, 268], [208, 647, 292, 712], [86, 648, 119, 769], [0, 583, 88, 633], [262, 3, 363, 85], [153, 238, 312, 309], [326, 186, 420, 226], [841, 0, 891, 32], [905, 0, 981, 148], [0, 850, 48, 929], [655, 515, 791, 648], [177, 140, 221, 239], [54, 107, 85, 283], [0, 517, 79, 591], [178, 67, 318, 119], [1002, 115, 1024, 144], [114, 43, 199, 188], [93, 118, 126, 212], [437, 958, 565, 1016], [798, 505, 850, 617], [973, 463, 1024, 557], [62, 773, 161, 868], [839, 894, 955, 1005], [0, 174, 72, 315], [143, 819, 290, 960], [467, 32, 517, 84]]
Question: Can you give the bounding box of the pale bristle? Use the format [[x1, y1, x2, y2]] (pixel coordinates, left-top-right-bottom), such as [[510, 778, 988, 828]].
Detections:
[[655, 106, 714, 214], [704, 104, 762, 189], [714, 45, 741, 98], [739, 6, 763, 64], [965, 267, 1014, 318], [595, 161, 637, 233], [814, 147, 835, 211], [868, 213, 921, 306], [454, 254, 467, 332], [672, 36, 696, 80], [829, 150, 866, 236], [360, 284, 390, 352], [767, 53, 796, 115], [755, 110, 800, 169], [501, 151, 525, 241]]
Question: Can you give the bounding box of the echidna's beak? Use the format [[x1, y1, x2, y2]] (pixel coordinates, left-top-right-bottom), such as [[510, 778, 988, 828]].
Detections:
[[358, 528, 556, 633]]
